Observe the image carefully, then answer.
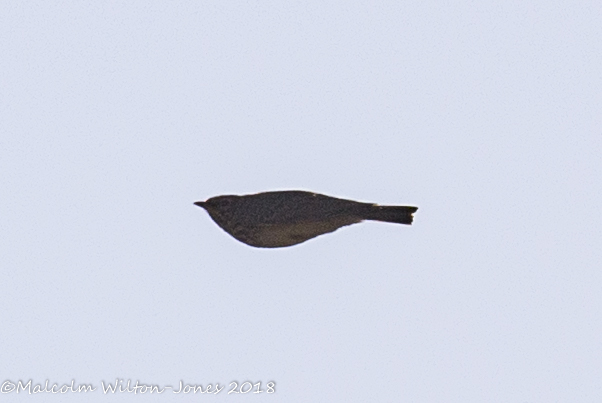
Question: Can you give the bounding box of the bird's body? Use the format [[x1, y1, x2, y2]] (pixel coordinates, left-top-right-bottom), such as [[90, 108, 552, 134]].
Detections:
[[194, 190, 418, 248]]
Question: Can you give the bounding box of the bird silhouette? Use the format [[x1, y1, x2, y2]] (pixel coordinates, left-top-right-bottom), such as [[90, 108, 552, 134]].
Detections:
[[194, 190, 418, 248]]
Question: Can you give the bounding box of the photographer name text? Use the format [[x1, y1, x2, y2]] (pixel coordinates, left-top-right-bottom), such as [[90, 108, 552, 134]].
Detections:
[[2, 379, 276, 395]]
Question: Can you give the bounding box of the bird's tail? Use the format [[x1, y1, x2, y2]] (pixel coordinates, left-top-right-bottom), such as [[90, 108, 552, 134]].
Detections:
[[363, 205, 418, 225]]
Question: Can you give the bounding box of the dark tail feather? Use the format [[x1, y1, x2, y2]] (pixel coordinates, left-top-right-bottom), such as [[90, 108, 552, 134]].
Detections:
[[363, 205, 418, 225]]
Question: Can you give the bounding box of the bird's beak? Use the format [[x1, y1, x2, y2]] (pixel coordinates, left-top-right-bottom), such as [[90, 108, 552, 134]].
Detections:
[[194, 201, 206, 208]]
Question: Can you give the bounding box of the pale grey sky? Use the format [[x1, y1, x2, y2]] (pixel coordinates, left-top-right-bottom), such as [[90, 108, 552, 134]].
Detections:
[[2, 1, 602, 401]]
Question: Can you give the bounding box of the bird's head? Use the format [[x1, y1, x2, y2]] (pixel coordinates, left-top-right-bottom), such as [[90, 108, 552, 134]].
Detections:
[[194, 195, 239, 215]]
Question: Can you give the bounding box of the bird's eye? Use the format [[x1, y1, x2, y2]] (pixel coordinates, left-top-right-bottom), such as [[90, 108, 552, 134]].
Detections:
[[217, 197, 233, 207]]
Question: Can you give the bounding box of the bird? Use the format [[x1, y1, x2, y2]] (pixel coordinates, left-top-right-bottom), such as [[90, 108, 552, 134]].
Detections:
[[194, 190, 418, 248]]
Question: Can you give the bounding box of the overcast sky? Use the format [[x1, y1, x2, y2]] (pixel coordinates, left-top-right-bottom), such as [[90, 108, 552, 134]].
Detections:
[[2, 1, 602, 402]]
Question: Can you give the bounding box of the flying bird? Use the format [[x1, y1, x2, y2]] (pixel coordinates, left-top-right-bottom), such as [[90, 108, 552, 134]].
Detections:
[[194, 190, 418, 248]]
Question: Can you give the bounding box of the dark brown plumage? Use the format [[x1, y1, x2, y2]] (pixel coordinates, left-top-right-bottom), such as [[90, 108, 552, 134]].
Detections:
[[194, 190, 418, 248]]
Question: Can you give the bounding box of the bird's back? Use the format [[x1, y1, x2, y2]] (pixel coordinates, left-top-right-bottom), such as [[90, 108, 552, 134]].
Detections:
[[234, 191, 368, 225]]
